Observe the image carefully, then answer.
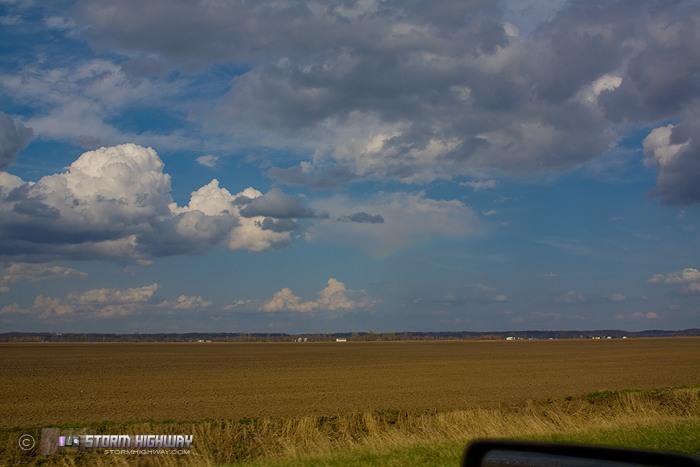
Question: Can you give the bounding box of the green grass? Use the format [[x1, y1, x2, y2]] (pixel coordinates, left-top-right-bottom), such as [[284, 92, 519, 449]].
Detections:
[[242, 420, 700, 467], [531, 419, 700, 454], [240, 440, 467, 467]]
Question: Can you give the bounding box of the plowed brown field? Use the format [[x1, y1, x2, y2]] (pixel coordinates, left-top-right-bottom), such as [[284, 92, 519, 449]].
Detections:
[[2, 338, 699, 428]]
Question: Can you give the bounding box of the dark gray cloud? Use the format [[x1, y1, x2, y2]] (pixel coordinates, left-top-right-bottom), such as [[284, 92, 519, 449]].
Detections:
[[69, 1, 700, 204], [600, 7, 700, 122], [76, 0, 507, 69], [339, 212, 384, 224], [524, 1, 637, 103], [0, 112, 33, 171], [239, 188, 317, 219], [256, 217, 299, 233], [267, 165, 358, 189]]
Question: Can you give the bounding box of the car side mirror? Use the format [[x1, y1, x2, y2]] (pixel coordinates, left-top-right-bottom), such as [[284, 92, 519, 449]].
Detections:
[[462, 439, 700, 467]]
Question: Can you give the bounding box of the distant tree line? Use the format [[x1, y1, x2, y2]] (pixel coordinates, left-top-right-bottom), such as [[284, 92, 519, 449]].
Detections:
[[1, 329, 698, 343]]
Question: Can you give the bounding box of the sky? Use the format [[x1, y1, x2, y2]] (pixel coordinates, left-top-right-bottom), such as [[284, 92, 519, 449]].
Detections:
[[1, 0, 699, 334]]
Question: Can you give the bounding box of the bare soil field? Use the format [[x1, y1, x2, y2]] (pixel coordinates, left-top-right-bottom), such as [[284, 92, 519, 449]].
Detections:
[[2, 338, 699, 428]]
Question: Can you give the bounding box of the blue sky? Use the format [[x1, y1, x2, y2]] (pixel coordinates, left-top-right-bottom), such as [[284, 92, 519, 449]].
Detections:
[[1, 0, 699, 333]]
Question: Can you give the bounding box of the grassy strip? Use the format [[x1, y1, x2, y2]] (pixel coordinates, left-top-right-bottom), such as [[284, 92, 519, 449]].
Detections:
[[2, 387, 699, 466], [242, 419, 700, 467], [530, 419, 700, 454], [240, 440, 467, 467]]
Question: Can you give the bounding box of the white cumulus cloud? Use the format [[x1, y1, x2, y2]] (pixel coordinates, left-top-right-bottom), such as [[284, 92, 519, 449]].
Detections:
[[0, 144, 310, 262], [167, 294, 212, 310], [31, 283, 160, 319], [628, 311, 660, 320], [609, 293, 627, 303], [1, 283, 215, 320], [643, 124, 689, 169], [0, 262, 87, 293], [262, 278, 373, 313], [649, 268, 700, 294], [196, 155, 219, 167]]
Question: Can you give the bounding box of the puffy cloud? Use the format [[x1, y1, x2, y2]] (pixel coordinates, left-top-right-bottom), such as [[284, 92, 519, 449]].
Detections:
[[551, 290, 587, 305], [642, 121, 700, 205], [649, 268, 700, 284], [649, 268, 700, 293], [238, 188, 318, 219], [0, 58, 181, 149], [263, 288, 316, 313], [262, 278, 373, 313], [0, 112, 33, 171], [643, 125, 688, 168], [1, 282, 215, 320], [1, 144, 170, 262], [30, 296, 75, 318], [166, 294, 212, 310], [74, 283, 160, 317], [315, 278, 363, 310], [35, 283, 160, 319], [609, 293, 627, 303], [0, 144, 309, 261], [196, 155, 220, 168], [635, 311, 659, 320], [307, 191, 480, 256], [256, 217, 299, 233], [579, 74, 623, 105], [0, 262, 87, 293], [642, 124, 688, 168]]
